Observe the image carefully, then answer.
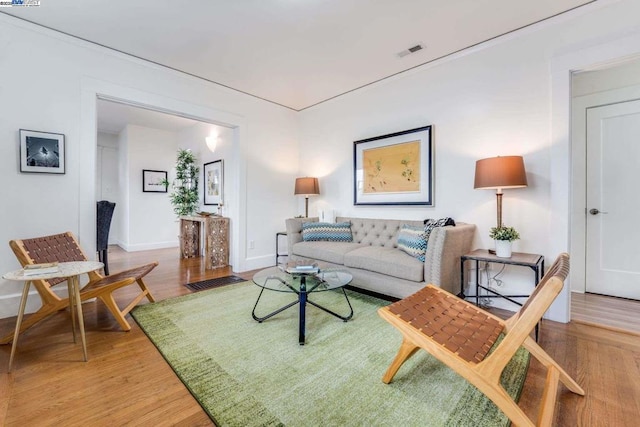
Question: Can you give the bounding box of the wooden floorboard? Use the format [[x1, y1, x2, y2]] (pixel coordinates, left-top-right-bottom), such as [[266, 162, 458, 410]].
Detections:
[[571, 291, 640, 335], [1, 246, 639, 426]]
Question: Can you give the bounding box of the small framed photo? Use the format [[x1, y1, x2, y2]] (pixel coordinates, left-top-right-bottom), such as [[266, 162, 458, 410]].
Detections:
[[354, 125, 434, 206], [142, 169, 168, 193], [204, 159, 224, 205], [20, 129, 66, 174]]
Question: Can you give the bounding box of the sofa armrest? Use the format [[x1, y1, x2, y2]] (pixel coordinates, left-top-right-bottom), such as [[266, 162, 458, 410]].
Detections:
[[424, 223, 476, 294], [285, 217, 319, 255]]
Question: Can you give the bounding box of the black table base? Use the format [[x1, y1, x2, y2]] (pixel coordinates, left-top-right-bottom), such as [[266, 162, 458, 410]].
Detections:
[[252, 275, 353, 345]]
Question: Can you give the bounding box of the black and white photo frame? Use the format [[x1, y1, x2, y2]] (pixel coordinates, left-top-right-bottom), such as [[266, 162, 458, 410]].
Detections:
[[20, 129, 66, 174], [142, 169, 168, 193]]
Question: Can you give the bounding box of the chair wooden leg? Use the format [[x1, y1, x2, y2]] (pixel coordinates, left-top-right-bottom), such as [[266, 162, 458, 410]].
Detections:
[[538, 367, 560, 427], [523, 336, 584, 395], [136, 279, 155, 303], [473, 380, 536, 427], [382, 337, 420, 384], [98, 293, 132, 331]]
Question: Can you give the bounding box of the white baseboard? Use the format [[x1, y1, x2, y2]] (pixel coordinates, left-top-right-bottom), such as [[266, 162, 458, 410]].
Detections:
[[238, 254, 275, 273], [117, 240, 178, 252]]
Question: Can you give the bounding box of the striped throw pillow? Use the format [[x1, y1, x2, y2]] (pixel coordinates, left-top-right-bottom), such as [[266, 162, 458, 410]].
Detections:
[[397, 225, 428, 262], [302, 222, 353, 242], [397, 218, 455, 262]]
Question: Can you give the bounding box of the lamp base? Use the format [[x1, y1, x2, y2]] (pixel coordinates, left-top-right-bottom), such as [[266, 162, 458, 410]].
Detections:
[[304, 196, 309, 218]]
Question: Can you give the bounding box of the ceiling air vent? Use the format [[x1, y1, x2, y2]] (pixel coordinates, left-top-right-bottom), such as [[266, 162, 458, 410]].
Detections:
[[397, 43, 425, 58]]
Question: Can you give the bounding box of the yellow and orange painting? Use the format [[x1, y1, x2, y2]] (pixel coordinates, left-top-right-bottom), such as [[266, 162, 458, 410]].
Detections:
[[363, 140, 421, 193]]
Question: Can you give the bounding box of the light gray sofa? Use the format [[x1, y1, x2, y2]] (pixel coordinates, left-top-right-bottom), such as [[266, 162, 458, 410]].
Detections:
[[285, 217, 476, 298]]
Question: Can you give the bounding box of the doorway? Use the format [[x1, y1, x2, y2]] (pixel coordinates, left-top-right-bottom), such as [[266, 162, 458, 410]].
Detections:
[[585, 99, 640, 300], [570, 58, 640, 329], [96, 98, 227, 251], [79, 79, 248, 272]]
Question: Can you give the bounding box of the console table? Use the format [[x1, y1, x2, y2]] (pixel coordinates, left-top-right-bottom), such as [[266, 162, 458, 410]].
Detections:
[[179, 216, 205, 258], [179, 215, 229, 269]]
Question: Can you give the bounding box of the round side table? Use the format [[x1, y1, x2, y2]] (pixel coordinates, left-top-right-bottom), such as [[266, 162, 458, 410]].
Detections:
[[2, 261, 103, 371]]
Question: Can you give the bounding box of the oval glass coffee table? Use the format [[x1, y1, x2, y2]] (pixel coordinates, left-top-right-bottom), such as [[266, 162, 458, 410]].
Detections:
[[252, 265, 354, 345]]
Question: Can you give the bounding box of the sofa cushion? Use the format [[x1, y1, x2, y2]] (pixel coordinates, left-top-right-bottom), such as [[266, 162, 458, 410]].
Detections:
[[302, 222, 353, 242], [292, 241, 365, 265], [397, 224, 428, 262], [344, 246, 424, 282]]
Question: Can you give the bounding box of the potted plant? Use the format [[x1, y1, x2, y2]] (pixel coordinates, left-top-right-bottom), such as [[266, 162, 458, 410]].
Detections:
[[164, 148, 200, 217], [489, 226, 520, 258]]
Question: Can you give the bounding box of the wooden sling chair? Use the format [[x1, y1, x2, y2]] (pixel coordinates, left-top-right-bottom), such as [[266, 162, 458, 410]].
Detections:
[[378, 253, 584, 427], [2, 231, 157, 345]]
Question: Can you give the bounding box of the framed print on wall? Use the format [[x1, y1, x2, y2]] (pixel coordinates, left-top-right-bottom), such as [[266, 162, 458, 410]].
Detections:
[[354, 125, 433, 206], [142, 169, 168, 193], [20, 129, 66, 174], [204, 159, 224, 205]]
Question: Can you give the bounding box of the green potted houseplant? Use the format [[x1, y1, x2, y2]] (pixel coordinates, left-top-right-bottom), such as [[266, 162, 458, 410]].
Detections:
[[164, 148, 200, 217], [489, 226, 520, 258]]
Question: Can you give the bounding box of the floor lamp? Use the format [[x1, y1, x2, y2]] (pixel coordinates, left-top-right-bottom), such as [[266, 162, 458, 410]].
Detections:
[[474, 156, 528, 229], [294, 177, 320, 218]]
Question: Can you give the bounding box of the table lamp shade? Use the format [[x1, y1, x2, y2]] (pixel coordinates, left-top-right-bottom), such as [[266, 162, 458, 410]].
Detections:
[[294, 177, 320, 196], [474, 156, 528, 190], [294, 177, 320, 218], [474, 156, 527, 230]]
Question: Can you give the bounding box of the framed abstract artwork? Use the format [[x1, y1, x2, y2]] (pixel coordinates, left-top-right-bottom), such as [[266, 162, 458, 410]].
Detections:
[[142, 169, 168, 193], [20, 129, 66, 174], [204, 159, 224, 205], [353, 125, 433, 206]]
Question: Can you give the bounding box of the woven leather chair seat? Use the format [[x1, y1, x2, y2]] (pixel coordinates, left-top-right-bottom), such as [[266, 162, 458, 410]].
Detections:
[[387, 286, 504, 363]]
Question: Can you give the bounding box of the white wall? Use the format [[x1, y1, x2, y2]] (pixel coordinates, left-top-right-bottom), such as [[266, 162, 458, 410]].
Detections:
[[121, 125, 180, 251], [298, 0, 640, 321], [0, 15, 299, 319], [175, 122, 231, 216], [117, 129, 130, 252], [174, 119, 299, 270], [96, 132, 120, 244]]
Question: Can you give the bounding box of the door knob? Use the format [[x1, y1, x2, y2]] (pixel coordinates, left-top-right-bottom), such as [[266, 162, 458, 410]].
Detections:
[[589, 208, 608, 215]]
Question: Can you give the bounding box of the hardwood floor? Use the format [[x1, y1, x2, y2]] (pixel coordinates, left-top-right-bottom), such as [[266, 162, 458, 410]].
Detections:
[[1, 246, 639, 426], [571, 291, 640, 335]]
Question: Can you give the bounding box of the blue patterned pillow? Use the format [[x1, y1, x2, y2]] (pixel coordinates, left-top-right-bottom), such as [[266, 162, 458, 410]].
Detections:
[[397, 224, 428, 262], [397, 218, 455, 262], [302, 222, 353, 242]]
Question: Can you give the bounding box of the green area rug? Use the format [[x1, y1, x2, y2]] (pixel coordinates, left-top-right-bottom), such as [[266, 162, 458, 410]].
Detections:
[[131, 282, 529, 427]]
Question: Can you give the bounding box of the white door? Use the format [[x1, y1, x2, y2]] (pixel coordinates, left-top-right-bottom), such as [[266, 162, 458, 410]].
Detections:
[[586, 99, 640, 300]]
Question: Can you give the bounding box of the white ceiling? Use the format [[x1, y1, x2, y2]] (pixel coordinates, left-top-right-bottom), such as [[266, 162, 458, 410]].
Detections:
[[4, 0, 594, 111]]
